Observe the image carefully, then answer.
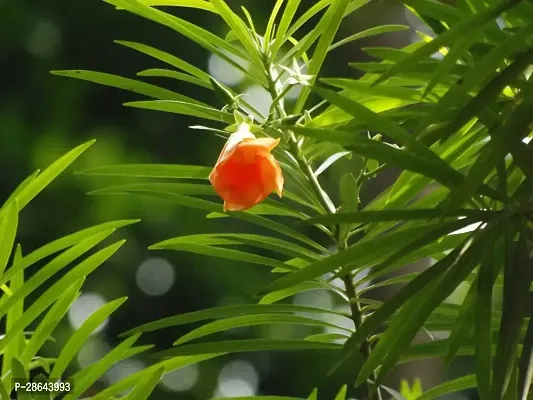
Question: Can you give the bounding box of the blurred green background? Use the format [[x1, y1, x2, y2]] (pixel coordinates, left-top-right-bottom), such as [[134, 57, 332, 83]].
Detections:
[[0, 0, 475, 398]]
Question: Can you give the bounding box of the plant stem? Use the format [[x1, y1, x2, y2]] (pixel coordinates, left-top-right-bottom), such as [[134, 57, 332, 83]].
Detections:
[[263, 56, 380, 400]]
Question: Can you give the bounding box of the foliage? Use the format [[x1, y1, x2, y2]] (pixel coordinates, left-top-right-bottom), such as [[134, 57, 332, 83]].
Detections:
[[9, 0, 533, 398]]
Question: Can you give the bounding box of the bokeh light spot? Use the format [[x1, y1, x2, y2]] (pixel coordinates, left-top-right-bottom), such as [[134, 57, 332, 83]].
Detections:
[[214, 360, 259, 397], [160, 364, 199, 392], [136, 257, 175, 296], [208, 51, 249, 86], [68, 293, 108, 334]]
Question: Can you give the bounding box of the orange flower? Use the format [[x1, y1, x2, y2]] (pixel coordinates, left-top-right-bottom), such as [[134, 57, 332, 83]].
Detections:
[[209, 123, 284, 211]]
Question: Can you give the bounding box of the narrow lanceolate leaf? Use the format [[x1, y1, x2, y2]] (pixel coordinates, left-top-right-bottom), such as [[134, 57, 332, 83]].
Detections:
[[76, 164, 211, 179], [268, 218, 478, 293], [138, 68, 212, 88], [122, 366, 164, 400], [11, 358, 30, 400], [152, 339, 341, 358], [294, 0, 351, 113], [50, 297, 128, 379], [329, 25, 409, 51], [90, 355, 221, 400], [150, 233, 320, 262], [305, 208, 499, 225], [2, 246, 24, 394], [0, 220, 138, 286], [417, 375, 477, 400], [115, 40, 211, 81], [136, 0, 216, 12], [209, 0, 263, 65], [0, 241, 125, 352], [64, 335, 145, 400], [294, 125, 507, 203], [422, 29, 482, 98], [0, 230, 116, 319], [476, 232, 500, 400], [372, 0, 522, 85], [173, 314, 352, 345], [51, 71, 204, 105], [356, 229, 485, 386], [260, 281, 347, 305], [328, 239, 467, 381], [491, 229, 532, 399], [19, 280, 83, 366], [271, 0, 302, 56], [0, 201, 18, 277], [121, 304, 346, 336], [0, 140, 95, 217], [518, 312, 533, 400], [443, 281, 476, 367], [124, 100, 233, 122]]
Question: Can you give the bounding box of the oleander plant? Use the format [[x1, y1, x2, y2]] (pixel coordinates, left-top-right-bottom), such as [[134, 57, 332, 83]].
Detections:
[[3, 0, 533, 399]]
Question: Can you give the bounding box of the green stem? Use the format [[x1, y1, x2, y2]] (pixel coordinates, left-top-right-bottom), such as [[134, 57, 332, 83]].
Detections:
[[263, 56, 380, 399]]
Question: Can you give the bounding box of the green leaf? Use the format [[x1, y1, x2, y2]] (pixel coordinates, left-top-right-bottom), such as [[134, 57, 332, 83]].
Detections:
[[124, 100, 234, 122], [271, 0, 301, 56], [0, 240, 125, 353], [475, 232, 499, 400], [305, 208, 499, 225], [153, 339, 341, 358], [173, 314, 352, 345], [115, 40, 211, 81], [0, 230, 115, 319], [0, 140, 95, 217], [138, 68, 212, 89], [51, 70, 204, 105], [209, 0, 262, 66], [422, 29, 482, 98], [122, 366, 163, 400], [294, 0, 351, 113], [151, 233, 320, 262], [11, 358, 30, 400], [417, 375, 476, 400], [50, 297, 128, 379], [120, 191, 329, 252], [0, 201, 18, 277], [89, 182, 215, 197], [414, 24, 533, 141], [1, 246, 24, 394], [445, 83, 533, 210], [19, 280, 83, 366], [314, 151, 352, 177], [260, 281, 347, 304], [293, 125, 507, 203], [443, 281, 476, 367], [136, 0, 216, 12], [329, 25, 409, 51], [266, 219, 474, 293], [76, 163, 211, 179], [491, 229, 532, 398], [373, 0, 522, 85], [329, 238, 467, 381], [105, 0, 261, 83], [92, 357, 221, 400], [517, 313, 533, 400], [64, 334, 145, 400], [120, 304, 346, 336], [337, 173, 360, 244], [149, 241, 292, 270], [334, 385, 347, 400], [0, 220, 138, 287], [310, 86, 463, 167]]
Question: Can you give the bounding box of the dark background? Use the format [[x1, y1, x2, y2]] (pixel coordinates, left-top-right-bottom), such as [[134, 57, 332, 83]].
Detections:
[[0, 0, 472, 398]]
